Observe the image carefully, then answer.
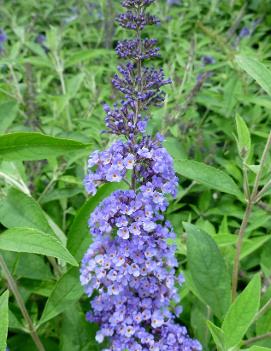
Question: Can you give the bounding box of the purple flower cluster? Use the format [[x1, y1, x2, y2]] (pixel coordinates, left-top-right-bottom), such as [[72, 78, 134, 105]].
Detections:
[[116, 39, 160, 60], [117, 11, 159, 30], [103, 101, 147, 136], [81, 186, 201, 350], [84, 135, 178, 198], [112, 64, 171, 107], [81, 1, 201, 350]]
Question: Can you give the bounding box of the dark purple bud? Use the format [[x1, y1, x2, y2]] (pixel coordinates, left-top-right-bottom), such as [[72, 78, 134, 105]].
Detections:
[[116, 11, 159, 31], [239, 27, 250, 38], [201, 55, 215, 66], [36, 34, 46, 45], [122, 0, 155, 7]]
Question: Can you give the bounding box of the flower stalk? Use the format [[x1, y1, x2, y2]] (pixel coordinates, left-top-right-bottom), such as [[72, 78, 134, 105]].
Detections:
[[0, 255, 46, 351]]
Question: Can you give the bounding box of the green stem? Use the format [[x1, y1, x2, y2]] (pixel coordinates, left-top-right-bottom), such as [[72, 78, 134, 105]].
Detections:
[[251, 131, 271, 201], [131, 6, 143, 191], [231, 131, 271, 301], [231, 201, 253, 300], [54, 53, 72, 131], [8, 64, 24, 104], [0, 255, 46, 351]]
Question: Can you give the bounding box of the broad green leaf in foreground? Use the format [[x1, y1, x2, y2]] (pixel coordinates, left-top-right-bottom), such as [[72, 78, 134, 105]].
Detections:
[[236, 55, 271, 96], [0, 290, 9, 351], [0, 227, 78, 266], [248, 347, 271, 351], [0, 132, 91, 161], [222, 274, 261, 349], [39, 268, 83, 325], [185, 223, 231, 319], [67, 182, 128, 261], [175, 160, 243, 200]]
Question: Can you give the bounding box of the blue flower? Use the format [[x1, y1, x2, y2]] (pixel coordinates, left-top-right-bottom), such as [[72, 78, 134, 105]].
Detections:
[[80, 1, 202, 350]]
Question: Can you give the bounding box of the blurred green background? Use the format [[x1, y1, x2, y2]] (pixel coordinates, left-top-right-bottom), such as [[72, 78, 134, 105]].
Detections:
[[1, 0, 271, 350]]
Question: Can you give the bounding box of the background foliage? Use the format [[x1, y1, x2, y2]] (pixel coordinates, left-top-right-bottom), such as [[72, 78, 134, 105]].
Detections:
[[0, 0, 271, 350]]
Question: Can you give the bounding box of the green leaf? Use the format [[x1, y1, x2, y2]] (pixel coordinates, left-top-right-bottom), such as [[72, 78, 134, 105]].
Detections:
[[39, 268, 83, 325], [40, 188, 83, 204], [0, 290, 9, 351], [0, 133, 91, 161], [9, 308, 24, 331], [236, 55, 271, 96], [14, 253, 53, 281], [0, 188, 53, 235], [235, 114, 251, 160], [207, 321, 225, 351], [185, 223, 231, 319], [175, 160, 243, 200], [67, 182, 128, 261], [248, 347, 271, 351], [261, 241, 271, 277], [59, 303, 99, 351], [67, 73, 85, 97], [241, 236, 271, 260], [0, 227, 78, 266], [20, 279, 55, 298], [191, 304, 210, 348], [256, 286, 271, 335], [23, 57, 53, 68], [222, 274, 261, 349], [0, 187, 66, 244], [164, 137, 187, 160], [65, 49, 114, 68], [0, 101, 18, 134]]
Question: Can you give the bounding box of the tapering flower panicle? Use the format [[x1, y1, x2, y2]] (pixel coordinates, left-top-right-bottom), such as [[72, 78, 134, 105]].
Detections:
[[81, 1, 202, 350]]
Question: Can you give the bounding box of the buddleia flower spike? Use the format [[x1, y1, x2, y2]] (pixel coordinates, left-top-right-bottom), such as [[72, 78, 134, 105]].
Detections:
[[80, 1, 202, 350]]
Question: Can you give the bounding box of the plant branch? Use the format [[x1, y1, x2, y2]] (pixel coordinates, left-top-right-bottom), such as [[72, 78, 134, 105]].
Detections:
[[254, 297, 271, 322], [231, 201, 253, 300], [251, 131, 271, 201], [257, 200, 271, 214], [0, 255, 46, 351], [231, 131, 271, 300], [255, 178, 271, 202], [243, 332, 271, 346]]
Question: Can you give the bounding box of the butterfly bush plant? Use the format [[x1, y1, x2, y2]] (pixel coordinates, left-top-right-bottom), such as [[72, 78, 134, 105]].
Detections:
[[80, 1, 201, 350]]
